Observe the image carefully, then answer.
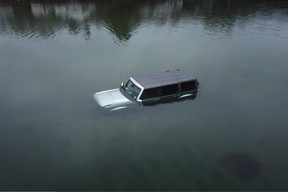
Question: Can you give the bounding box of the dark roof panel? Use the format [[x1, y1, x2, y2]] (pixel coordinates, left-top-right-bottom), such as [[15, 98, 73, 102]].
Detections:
[[132, 70, 196, 89]]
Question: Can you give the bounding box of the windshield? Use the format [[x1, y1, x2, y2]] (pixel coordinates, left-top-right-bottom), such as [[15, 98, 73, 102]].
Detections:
[[124, 79, 141, 99]]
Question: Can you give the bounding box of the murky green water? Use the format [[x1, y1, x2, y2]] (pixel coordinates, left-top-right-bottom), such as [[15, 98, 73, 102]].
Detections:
[[1, 0, 288, 190]]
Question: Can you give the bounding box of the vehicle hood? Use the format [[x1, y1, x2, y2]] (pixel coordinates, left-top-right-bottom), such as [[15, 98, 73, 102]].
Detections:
[[93, 88, 132, 108]]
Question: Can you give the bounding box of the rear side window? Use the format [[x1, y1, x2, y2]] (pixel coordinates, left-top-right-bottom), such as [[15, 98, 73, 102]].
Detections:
[[161, 84, 179, 96], [140, 88, 160, 100], [181, 81, 197, 92]]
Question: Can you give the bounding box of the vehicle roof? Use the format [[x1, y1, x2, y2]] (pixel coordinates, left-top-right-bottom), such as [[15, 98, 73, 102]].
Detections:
[[132, 70, 197, 89]]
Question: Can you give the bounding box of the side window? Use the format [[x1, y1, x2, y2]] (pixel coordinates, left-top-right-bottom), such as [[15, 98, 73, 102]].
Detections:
[[161, 84, 179, 96], [181, 81, 196, 92], [140, 88, 160, 100]]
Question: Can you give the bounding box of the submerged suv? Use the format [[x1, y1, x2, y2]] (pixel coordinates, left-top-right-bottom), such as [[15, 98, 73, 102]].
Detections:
[[93, 70, 199, 111]]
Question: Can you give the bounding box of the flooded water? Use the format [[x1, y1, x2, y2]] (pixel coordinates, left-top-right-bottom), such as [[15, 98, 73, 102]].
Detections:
[[1, 0, 288, 190]]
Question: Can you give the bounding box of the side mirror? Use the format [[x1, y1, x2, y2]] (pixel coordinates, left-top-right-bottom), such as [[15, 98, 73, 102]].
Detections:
[[120, 82, 124, 88]]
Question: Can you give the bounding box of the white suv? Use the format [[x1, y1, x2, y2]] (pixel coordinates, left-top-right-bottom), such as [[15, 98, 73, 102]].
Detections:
[[93, 70, 199, 111]]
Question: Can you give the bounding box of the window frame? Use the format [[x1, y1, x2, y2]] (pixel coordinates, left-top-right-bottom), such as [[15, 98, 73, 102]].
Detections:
[[129, 78, 144, 101]]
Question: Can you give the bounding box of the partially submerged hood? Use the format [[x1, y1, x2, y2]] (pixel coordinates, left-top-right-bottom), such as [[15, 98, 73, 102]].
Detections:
[[93, 88, 132, 108]]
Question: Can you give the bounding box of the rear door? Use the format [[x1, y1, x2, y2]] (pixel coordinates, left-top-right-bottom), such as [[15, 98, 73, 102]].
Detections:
[[179, 80, 198, 99]]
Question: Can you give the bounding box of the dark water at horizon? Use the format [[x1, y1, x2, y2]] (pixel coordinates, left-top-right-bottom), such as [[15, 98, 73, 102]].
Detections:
[[1, 0, 288, 190]]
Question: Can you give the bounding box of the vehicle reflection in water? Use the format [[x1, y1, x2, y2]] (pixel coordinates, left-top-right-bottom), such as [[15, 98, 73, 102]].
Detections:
[[105, 91, 198, 114], [1, 0, 288, 42]]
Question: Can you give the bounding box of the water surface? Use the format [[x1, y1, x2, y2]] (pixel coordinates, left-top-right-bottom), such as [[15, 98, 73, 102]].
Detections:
[[1, 0, 288, 190]]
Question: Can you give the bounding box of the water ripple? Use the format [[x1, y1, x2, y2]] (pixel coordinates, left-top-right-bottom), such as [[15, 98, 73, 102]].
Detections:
[[1, 0, 288, 42]]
